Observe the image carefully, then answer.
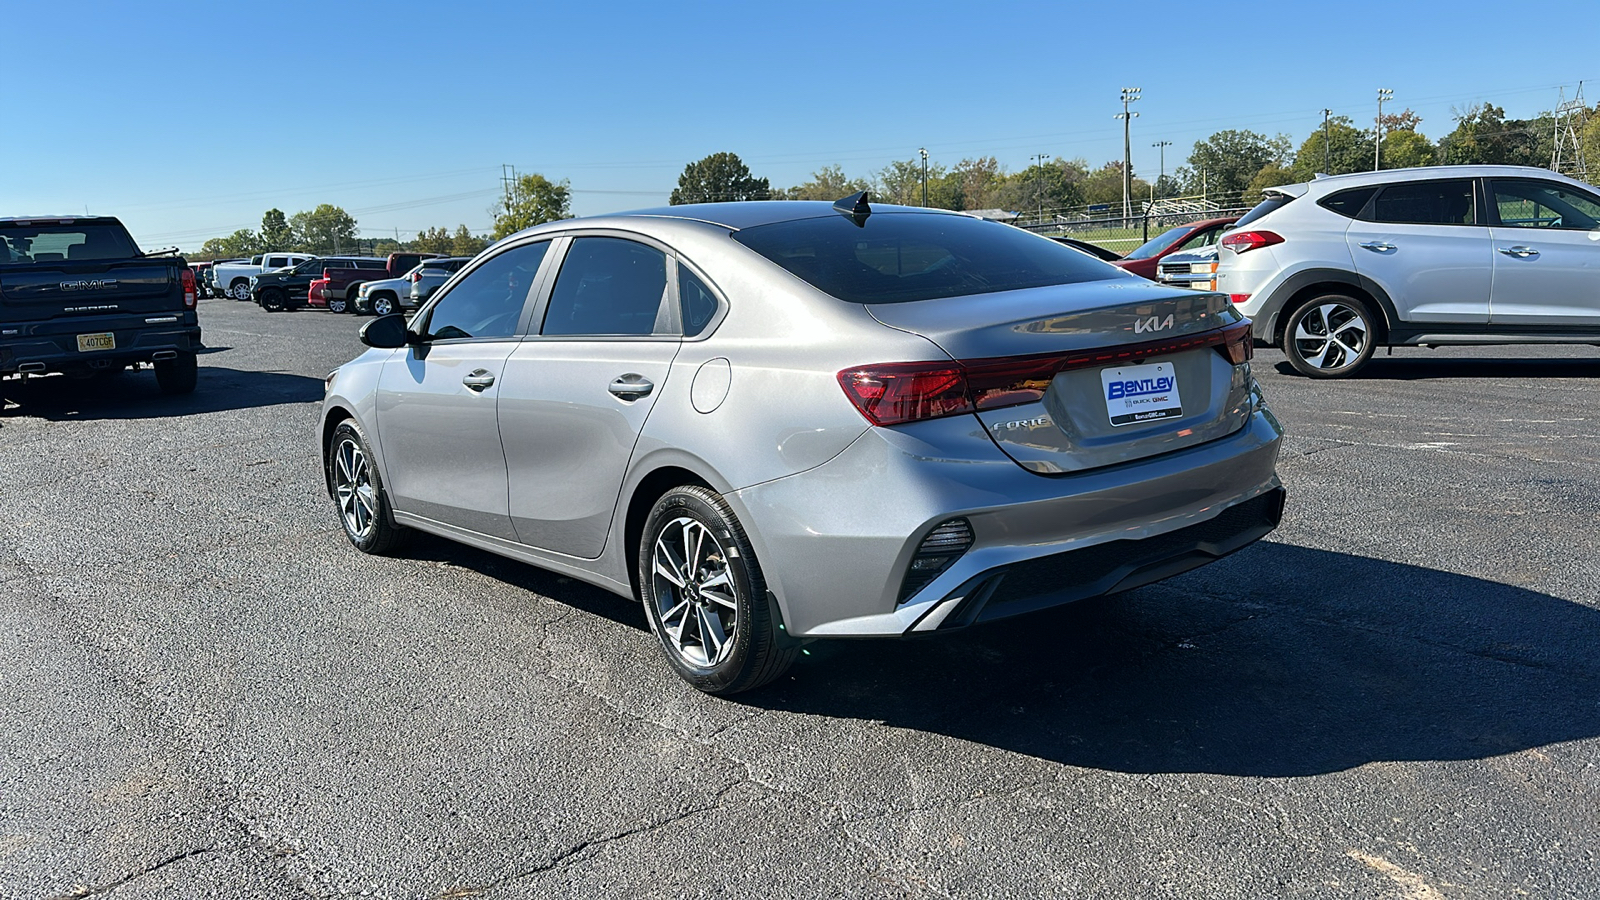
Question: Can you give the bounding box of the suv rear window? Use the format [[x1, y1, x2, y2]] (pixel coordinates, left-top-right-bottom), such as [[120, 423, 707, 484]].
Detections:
[[1232, 194, 1295, 230], [732, 212, 1116, 304], [1317, 187, 1376, 218], [0, 223, 139, 265]]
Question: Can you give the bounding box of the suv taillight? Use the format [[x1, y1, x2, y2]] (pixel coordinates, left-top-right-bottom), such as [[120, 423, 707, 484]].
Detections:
[[180, 268, 196, 309], [409, 271, 422, 283], [1220, 231, 1284, 254], [839, 321, 1255, 427]]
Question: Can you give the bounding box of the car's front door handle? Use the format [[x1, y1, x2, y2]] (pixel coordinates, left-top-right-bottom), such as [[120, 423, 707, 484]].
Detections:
[[1359, 241, 1396, 252], [462, 369, 496, 391], [608, 374, 654, 400], [1498, 245, 1540, 259]]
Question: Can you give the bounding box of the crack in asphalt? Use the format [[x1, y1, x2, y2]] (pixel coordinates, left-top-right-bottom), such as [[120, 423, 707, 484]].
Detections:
[[45, 846, 223, 900]]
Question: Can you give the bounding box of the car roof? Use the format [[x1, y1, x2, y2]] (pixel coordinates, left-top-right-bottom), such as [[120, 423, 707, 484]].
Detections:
[[1284, 164, 1584, 196], [0, 215, 124, 226], [576, 199, 968, 232]]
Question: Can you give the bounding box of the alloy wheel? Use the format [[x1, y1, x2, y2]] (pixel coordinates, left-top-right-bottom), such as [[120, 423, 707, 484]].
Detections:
[[333, 437, 378, 541], [374, 296, 392, 316], [651, 516, 739, 668], [1293, 302, 1370, 370]]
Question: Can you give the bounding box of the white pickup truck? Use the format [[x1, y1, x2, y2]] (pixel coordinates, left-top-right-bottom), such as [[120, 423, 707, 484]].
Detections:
[[213, 252, 316, 301]]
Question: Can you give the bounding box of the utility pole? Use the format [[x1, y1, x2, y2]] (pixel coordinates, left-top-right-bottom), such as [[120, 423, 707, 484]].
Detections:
[[1151, 140, 1172, 200], [1116, 87, 1141, 218], [1031, 153, 1050, 223], [1322, 109, 1333, 173], [1374, 89, 1392, 171], [918, 148, 929, 207], [501, 163, 517, 213]]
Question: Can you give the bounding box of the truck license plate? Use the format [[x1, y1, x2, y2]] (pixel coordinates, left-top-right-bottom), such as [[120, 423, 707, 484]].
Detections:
[[76, 332, 116, 352], [1101, 361, 1182, 427]]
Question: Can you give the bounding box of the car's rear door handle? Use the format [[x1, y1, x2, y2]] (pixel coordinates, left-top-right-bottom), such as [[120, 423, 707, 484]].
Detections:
[[1497, 245, 1540, 259], [608, 374, 654, 400], [1358, 241, 1396, 252], [462, 369, 495, 391]]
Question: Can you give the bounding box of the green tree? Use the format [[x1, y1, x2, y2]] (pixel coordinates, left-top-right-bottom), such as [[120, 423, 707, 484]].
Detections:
[[199, 229, 263, 259], [782, 165, 871, 201], [414, 226, 454, 254], [1290, 116, 1371, 179], [1178, 129, 1292, 200], [1246, 162, 1297, 198], [1437, 103, 1550, 167], [260, 208, 292, 251], [950, 156, 1005, 210], [450, 225, 489, 257], [289, 204, 358, 255], [999, 158, 1087, 217], [670, 152, 770, 205], [1381, 130, 1437, 169], [1079, 161, 1149, 208], [492, 173, 572, 239], [876, 157, 944, 206]]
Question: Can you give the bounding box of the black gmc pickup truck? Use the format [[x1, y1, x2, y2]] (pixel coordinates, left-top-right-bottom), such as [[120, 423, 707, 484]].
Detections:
[[0, 217, 200, 394]]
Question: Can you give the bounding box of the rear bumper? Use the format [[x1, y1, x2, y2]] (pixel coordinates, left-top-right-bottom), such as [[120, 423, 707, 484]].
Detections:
[[733, 405, 1285, 638], [1, 320, 201, 375]]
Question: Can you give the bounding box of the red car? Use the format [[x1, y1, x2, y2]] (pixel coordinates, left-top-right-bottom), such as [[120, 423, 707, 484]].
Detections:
[[1112, 216, 1238, 280]]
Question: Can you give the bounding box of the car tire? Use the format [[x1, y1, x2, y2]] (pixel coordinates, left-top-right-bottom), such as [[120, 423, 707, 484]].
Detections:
[[372, 294, 394, 316], [1281, 293, 1378, 379], [326, 418, 410, 555], [328, 295, 348, 314], [153, 352, 198, 394], [260, 288, 286, 312], [230, 281, 250, 301], [638, 485, 798, 695]]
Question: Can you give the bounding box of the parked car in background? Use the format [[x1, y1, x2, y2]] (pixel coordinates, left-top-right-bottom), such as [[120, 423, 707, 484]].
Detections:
[[321, 252, 443, 313], [189, 261, 215, 298], [1113, 216, 1238, 280], [214, 252, 316, 300], [407, 256, 473, 307], [1, 216, 200, 393], [253, 256, 382, 311], [320, 195, 1283, 694], [1049, 236, 1123, 261], [308, 276, 331, 308], [1155, 246, 1220, 292], [202, 258, 245, 299], [1218, 164, 1600, 378]]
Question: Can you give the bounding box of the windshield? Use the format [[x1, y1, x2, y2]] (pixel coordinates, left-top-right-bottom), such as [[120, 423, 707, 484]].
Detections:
[[1121, 226, 1194, 261], [732, 212, 1118, 304], [0, 223, 139, 265]]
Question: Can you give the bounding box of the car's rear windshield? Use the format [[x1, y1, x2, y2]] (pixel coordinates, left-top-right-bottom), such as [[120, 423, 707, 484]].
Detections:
[[732, 212, 1118, 304], [1233, 193, 1296, 229], [0, 222, 139, 265], [1121, 225, 1193, 261]]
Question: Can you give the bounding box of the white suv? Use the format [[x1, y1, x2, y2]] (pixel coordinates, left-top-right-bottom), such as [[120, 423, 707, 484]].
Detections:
[[1217, 165, 1600, 377]]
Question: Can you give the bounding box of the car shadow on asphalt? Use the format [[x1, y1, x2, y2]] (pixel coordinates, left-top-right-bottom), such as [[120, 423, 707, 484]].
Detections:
[[1273, 357, 1600, 380], [0, 365, 324, 421], [741, 541, 1600, 777]]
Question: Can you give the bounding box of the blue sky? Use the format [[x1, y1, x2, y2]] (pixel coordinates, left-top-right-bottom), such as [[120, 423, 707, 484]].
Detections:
[[3, 0, 1595, 251]]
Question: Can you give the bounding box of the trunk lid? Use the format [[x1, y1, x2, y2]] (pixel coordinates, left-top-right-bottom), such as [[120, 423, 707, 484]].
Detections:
[[867, 283, 1255, 474]]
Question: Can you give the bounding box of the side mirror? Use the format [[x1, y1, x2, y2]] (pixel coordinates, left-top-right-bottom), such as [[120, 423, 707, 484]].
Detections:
[[360, 314, 413, 349]]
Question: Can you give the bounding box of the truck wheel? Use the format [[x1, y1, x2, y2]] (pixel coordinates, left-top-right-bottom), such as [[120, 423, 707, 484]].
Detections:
[[154, 352, 198, 395], [260, 288, 286, 312], [372, 294, 394, 316], [328, 296, 348, 314], [230, 281, 250, 301]]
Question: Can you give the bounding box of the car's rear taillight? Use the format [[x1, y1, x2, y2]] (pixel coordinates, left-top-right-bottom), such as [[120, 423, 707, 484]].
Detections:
[[840, 320, 1256, 426], [409, 271, 422, 283], [1220, 231, 1284, 254], [180, 268, 196, 309]]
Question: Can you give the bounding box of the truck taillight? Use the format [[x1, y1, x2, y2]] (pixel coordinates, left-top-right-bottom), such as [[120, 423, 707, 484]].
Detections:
[[181, 268, 196, 309]]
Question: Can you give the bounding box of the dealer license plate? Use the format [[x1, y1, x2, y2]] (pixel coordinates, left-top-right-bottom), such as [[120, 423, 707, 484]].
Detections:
[[1101, 361, 1182, 427], [76, 332, 116, 352]]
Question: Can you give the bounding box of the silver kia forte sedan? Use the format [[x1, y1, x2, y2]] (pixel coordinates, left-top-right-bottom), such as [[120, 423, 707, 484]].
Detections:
[[319, 194, 1285, 694]]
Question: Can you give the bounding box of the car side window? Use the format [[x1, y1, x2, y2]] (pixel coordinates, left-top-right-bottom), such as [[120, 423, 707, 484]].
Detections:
[[1492, 180, 1600, 230], [1370, 180, 1476, 226], [1318, 187, 1376, 218], [1173, 227, 1219, 253], [541, 237, 669, 336], [419, 241, 549, 341], [678, 267, 719, 337]]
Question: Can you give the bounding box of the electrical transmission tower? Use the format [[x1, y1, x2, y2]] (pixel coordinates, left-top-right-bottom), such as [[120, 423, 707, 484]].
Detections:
[[1551, 83, 1589, 180]]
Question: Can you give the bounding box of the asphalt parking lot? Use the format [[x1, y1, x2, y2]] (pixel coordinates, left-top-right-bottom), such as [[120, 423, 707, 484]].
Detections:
[[3, 296, 1598, 899]]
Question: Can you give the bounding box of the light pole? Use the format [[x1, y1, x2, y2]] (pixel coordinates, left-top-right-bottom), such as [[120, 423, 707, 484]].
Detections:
[[1116, 87, 1141, 218], [1151, 140, 1172, 200], [918, 147, 928, 207], [1322, 108, 1333, 173], [1031, 153, 1050, 223], [1375, 88, 1392, 171]]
